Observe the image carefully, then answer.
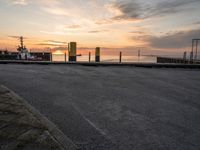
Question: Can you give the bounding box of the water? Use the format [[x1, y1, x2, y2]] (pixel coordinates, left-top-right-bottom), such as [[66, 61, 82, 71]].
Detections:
[[52, 54, 157, 63]]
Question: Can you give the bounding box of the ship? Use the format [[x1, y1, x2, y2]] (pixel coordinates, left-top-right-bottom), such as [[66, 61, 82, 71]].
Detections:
[[17, 36, 33, 60]]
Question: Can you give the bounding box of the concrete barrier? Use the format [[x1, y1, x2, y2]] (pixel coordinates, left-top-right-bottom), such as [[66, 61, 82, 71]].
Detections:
[[0, 60, 200, 68]]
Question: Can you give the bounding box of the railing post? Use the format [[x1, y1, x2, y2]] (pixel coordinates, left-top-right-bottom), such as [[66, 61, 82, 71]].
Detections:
[[89, 52, 91, 62], [195, 40, 198, 63], [138, 50, 141, 62], [119, 51, 122, 63], [65, 52, 67, 62]]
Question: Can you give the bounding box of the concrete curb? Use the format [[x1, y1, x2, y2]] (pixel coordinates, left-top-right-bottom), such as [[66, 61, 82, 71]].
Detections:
[[0, 85, 79, 150], [0, 60, 200, 68]]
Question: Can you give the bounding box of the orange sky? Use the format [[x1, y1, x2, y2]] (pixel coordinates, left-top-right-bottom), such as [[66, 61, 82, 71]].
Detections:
[[0, 0, 200, 56]]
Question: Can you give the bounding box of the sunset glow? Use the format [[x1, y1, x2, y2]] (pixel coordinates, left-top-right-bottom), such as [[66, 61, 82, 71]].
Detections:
[[0, 0, 200, 55]]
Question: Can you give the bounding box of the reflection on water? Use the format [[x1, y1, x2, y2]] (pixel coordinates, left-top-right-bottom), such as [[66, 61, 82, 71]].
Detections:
[[52, 54, 157, 63], [52, 54, 67, 62]]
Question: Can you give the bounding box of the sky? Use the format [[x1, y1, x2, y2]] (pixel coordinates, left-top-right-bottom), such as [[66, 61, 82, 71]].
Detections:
[[0, 0, 200, 55]]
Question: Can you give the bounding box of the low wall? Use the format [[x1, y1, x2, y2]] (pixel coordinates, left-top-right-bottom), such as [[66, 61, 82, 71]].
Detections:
[[157, 57, 198, 64]]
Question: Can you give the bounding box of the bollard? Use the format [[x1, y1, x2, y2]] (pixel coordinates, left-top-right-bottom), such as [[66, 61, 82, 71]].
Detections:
[[65, 52, 67, 62], [95, 47, 100, 62], [68, 42, 77, 62], [119, 51, 122, 63], [89, 52, 91, 62]]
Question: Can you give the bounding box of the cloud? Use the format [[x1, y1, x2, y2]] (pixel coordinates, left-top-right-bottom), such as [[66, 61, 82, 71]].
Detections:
[[193, 21, 200, 25], [99, 0, 200, 24], [129, 31, 146, 34], [109, 0, 142, 21], [37, 1, 72, 16], [8, 35, 28, 39], [88, 30, 109, 33], [37, 40, 68, 47], [51, 46, 68, 51], [41, 7, 70, 16], [88, 30, 101, 33], [148, 0, 200, 17], [96, 0, 141, 24], [36, 43, 59, 46], [144, 29, 200, 49], [65, 25, 81, 29], [40, 31, 66, 35], [46, 40, 67, 44], [36, 43, 67, 47], [8, 35, 20, 39], [12, 0, 28, 6]]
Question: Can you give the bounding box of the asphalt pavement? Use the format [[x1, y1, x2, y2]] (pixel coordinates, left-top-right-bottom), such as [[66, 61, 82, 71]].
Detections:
[[0, 85, 77, 150], [0, 64, 200, 150]]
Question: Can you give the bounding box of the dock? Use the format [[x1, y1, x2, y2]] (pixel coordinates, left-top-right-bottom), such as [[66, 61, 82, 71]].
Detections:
[[0, 64, 200, 149]]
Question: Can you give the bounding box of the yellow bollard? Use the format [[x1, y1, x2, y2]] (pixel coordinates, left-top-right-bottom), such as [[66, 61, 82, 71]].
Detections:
[[95, 47, 100, 62], [68, 42, 77, 62]]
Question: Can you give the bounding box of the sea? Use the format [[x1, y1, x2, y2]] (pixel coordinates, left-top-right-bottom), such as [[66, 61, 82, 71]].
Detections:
[[52, 54, 157, 63]]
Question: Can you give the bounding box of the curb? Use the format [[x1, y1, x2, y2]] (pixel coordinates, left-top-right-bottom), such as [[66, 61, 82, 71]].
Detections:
[[0, 85, 79, 150]]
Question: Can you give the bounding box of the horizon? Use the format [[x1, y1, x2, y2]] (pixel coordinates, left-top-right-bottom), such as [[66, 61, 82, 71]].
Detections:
[[0, 0, 200, 56]]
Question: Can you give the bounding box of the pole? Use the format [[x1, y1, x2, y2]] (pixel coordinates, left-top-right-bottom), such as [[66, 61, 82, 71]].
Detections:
[[89, 52, 91, 62], [119, 51, 122, 63], [20, 36, 23, 48], [192, 40, 194, 61], [138, 50, 141, 62], [195, 40, 198, 62], [65, 52, 67, 62]]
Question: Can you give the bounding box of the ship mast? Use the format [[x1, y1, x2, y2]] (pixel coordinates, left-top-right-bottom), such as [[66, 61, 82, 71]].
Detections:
[[17, 36, 27, 52], [20, 36, 24, 49]]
